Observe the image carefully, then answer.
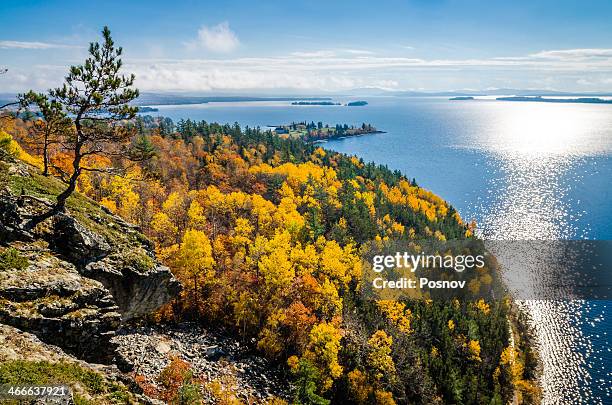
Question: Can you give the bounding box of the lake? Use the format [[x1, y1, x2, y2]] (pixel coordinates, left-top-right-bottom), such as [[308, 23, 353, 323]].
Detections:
[[150, 97, 612, 404]]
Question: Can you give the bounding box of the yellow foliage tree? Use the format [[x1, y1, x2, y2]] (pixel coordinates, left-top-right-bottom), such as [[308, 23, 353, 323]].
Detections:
[[347, 369, 372, 404], [466, 339, 481, 362], [377, 300, 413, 334], [303, 321, 343, 391], [187, 200, 206, 230], [150, 212, 179, 246], [367, 330, 396, 381], [175, 229, 216, 317], [374, 390, 396, 405]]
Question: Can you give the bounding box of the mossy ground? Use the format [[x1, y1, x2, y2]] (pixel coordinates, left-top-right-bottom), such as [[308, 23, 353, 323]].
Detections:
[[6, 164, 154, 269], [0, 360, 135, 404], [8, 168, 130, 245], [0, 161, 9, 188], [0, 248, 28, 271], [121, 248, 155, 272]]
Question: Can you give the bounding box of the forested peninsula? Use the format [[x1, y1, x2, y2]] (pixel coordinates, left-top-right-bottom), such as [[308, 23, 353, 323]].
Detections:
[[271, 120, 383, 142]]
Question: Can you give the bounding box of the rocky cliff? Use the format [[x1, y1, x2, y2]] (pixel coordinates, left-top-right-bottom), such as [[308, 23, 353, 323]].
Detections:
[[0, 323, 155, 403], [0, 158, 181, 363]]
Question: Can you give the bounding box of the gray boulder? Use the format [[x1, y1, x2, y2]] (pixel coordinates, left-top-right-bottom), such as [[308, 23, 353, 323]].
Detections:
[[51, 214, 112, 264]]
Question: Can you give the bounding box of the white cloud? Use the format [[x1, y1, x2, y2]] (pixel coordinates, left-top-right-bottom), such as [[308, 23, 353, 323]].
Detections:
[[530, 48, 612, 60], [196, 22, 239, 53], [0, 40, 80, 50], [118, 49, 612, 92], [371, 79, 399, 90], [121, 50, 612, 92], [6, 46, 612, 93], [291, 49, 375, 58], [291, 50, 336, 58], [343, 49, 374, 55], [0, 65, 66, 92], [127, 60, 359, 92]]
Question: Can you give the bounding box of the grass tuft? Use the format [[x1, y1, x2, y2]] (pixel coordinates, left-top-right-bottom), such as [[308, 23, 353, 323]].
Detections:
[[0, 248, 29, 271]]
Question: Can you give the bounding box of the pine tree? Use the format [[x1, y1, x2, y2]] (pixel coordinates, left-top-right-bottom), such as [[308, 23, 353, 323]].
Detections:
[[23, 26, 140, 227]]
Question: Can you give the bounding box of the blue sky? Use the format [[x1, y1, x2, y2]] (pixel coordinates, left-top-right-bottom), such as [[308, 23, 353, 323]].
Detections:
[[1, 0, 612, 93]]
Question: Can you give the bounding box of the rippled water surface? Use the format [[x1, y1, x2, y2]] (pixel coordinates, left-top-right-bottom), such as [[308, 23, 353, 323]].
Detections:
[[153, 97, 612, 404]]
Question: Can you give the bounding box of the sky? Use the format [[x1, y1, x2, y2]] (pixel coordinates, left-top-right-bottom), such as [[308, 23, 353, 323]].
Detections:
[[1, 0, 612, 94]]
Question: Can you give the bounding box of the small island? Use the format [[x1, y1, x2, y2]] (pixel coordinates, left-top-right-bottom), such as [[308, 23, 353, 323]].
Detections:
[[290, 100, 369, 107], [449, 96, 474, 101], [137, 106, 159, 112], [273, 121, 383, 141], [496, 96, 612, 104], [291, 101, 341, 106]]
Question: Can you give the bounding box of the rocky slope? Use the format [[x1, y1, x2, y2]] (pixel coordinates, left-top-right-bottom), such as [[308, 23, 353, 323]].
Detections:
[[0, 158, 181, 362], [0, 157, 293, 404], [113, 324, 292, 403]]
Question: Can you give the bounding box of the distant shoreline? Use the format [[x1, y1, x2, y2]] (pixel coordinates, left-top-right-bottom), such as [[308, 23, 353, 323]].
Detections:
[[134, 96, 333, 106], [496, 96, 612, 104], [291, 101, 341, 106], [291, 100, 369, 107]]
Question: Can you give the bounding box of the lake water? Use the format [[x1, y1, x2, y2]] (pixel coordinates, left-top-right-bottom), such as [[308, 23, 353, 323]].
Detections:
[[151, 97, 612, 404]]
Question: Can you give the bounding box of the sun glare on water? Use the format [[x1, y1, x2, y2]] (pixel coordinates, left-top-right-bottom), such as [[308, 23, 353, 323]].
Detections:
[[470, 102, 612, 158], [466, 101, 612, 404]]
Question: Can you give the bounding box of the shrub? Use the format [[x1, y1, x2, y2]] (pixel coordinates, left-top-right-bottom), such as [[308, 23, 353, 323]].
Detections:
[[123, 249, 155, 272], [0, 248, 29, 271], [157, 356, 194, 403], [0, 131, 20, 160]]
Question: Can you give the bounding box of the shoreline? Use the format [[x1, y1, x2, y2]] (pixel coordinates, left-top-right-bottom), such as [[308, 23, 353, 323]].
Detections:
[[497, 96, 612, 104], [310, 130, 386, 142]]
